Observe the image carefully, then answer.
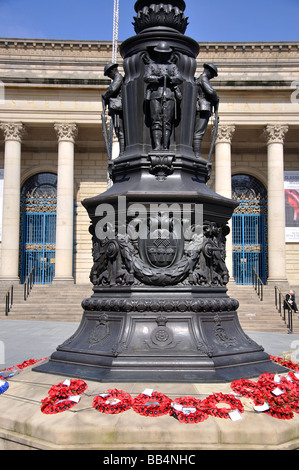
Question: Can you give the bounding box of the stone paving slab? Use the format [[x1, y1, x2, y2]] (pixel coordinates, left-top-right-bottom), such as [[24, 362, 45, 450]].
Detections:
[[1, 363, 299, 450]]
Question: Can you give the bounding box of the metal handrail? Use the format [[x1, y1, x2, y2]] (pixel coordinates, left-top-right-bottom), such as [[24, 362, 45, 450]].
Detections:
[[274, 285, 295, 334], [24, 267, 35, 301], [3, 285, 14, 316], [253, 268, 263, 301]]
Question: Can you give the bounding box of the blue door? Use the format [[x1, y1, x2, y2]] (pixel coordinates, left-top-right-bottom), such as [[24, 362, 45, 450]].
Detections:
[[232, 174, 268, 286], [21, 212, 56, 284], [20, 173, 57, 285], [232, 213, 267, 285]]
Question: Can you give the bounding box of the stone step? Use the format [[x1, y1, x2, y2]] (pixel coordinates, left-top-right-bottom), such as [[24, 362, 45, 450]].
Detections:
[[0, 282, 294, 333], [0, 283, 91, 319], [227, 284, 293, 333]]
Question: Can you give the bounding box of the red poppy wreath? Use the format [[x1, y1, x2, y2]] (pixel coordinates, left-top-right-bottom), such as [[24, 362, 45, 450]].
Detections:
[[263, 396, 294, 420], [40, 379, 88, 415], [270, 355, 299, 372], [132, 391, 172, 417], [231, 378, 263, 401], [201, 393, 244, 419], [170, 396, 209, 424], [47, 379, 88, 400], [93, 389, 133, 414], [41, 395, 81, 414]]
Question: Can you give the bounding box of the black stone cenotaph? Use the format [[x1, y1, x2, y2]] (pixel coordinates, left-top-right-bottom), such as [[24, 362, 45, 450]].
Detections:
[[35, 0, 286, 382]]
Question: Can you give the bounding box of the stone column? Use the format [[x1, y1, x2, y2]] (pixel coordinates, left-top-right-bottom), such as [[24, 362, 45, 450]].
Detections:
[[264, 124, 288, 287], [214, 125, 235, 280], [0, 123, 25, 283], [53, 123, 78, 284]]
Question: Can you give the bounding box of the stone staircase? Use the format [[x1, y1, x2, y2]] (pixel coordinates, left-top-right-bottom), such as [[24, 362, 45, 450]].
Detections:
[[227, 284, 299, 334], [0, 283, 24, 316], [0, 281, 298, 333], [0, 283, 92, 322]]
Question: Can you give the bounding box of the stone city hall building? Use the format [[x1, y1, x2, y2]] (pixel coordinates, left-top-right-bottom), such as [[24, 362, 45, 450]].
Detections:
[[0, 38, 298, 292]]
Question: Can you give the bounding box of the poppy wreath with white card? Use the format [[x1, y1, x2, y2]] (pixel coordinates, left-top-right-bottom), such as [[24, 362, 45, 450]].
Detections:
[[260, 373, 299, 415], [41, 395, 81, 414], [41, 379, 87, 414], [201, 393, 244, 419], [258, 373, 297, 395], [92, 389, 133, 414], [47, 379, 88, 400], [132, 391, 172, 417], [170, 396, 209, 424]]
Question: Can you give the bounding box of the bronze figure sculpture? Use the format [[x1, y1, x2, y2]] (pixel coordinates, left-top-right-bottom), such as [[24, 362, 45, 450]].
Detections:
[[193, 63, 219, 164], [102, 62, 125, 156], [143, 42, 183, 151]]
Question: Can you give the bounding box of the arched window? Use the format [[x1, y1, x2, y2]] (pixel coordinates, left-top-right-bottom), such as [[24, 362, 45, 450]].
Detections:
[[232, 174, 267, 201], [21, 172, 57, 199]]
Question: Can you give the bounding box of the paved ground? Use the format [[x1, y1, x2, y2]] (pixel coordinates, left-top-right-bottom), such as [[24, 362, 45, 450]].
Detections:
[[0, 320, 79, 368], [1, 319, 299, 369]]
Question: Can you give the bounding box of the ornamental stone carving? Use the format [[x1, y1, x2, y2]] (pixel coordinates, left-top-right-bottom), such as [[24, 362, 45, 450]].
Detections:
[[89, 219, 230, 288], [54, 123, 78, 143], [215, 124, 235, 144], [264, 124, 288, 144], [81, 297, 239, 313], [0, 122, 25, 142]]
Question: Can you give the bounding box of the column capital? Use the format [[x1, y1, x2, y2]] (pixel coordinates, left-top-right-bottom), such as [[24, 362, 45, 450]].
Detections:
[[264, 124, 288, 144], [215, 124, 236, 144], [54, 123, 78, 143], [0, 122, 25, 142]]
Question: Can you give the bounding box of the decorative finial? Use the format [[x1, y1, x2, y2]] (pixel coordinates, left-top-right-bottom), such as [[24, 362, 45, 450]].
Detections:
[[133, 0, 189, 34]]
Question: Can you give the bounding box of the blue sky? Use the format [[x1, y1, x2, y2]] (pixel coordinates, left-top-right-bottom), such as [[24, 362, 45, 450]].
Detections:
[[0, 0, 298, 42]]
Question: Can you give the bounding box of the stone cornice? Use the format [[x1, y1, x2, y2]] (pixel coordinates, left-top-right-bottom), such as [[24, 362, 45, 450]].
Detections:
[[0, 38, 298, 53], [198, 41, 299, 52], [0, 38, 113, 51]]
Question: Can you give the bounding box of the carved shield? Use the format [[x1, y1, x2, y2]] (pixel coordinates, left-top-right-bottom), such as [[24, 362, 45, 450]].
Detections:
[[138, 213, 185, 269], [145, 228, 178, 268]]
